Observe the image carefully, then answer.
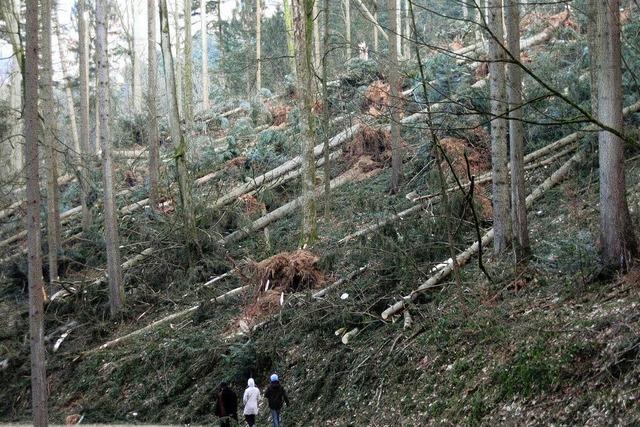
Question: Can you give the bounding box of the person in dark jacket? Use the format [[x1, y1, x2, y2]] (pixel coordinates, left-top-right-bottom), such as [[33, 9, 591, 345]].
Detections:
[[214, 382, 238, 427], [264, 374, 289, 427]]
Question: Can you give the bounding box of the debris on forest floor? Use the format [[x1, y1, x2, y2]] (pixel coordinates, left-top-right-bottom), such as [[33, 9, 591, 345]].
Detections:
[[238, 194, 265, 218], [232, 250, 325, 332], [225, 156, 248, 170], [363, 80, 390, 117]]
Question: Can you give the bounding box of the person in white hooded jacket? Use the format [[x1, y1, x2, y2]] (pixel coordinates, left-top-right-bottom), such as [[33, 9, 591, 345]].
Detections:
[[242, 378, 261, 427]]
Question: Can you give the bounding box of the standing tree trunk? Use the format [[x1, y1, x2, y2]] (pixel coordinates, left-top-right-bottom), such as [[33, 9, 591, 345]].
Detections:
[[322, 0, 331, 215], [395, 0, 401, 59], [174, 0, 183, 112], [387, 0, 402, 193], [293, 0, 318, 244], [373, 6, 379, 52], [9, 60, 23, 177], [25, 0, 49, 424], [183, 0, 193, 127], [404, 0, 410, 59], [344, 0, 351, 59], [256, 0, 262, 91], [487, 0, 511, 254], [160, 0, 198, 259], [283, 0, 296, 76], [201, 0, 209, 110], [217, 0, 225, 85], [131, 1, 142, 113], [505, 0, 529, 261], [149, 0, 160, 210], [595, 0, 637, 269], [78, 0, 93, 232], [96, 0, 125, 316], [313, 0, 320, 70], [54, 12, 80, 156], [41, 0, 61, 286]]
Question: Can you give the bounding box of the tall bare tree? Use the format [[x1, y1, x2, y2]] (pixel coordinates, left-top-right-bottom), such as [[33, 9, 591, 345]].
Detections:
[[505, 0, 529, 261], [344, 0, 351, 58], [97, 0, 125, 316], [594, 0, 637, 269], [54, 12, 80, 156], [25, 0, 49, 424], [293, 0, 318, 244], [321, 0, 331, 215], [160, 0, 199, 257], [41, 0, 61, 286], [149, 0, 160, 210], [283, 0, 296, 76], [78, 0, 93, 232], [256, 0, 262, 91], [487, 0, 511, 254], [201, 0, 209, 109], [387, 0, 402, 193], [184, 0, 193, 126], [131, 1, 142, 113]]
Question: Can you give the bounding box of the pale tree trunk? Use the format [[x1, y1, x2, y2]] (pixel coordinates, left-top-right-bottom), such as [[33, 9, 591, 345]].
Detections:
[[97, 0, 125, 316], [373, 7, 379, 52], [463, 0, 469, 19], [41, 0, 61, 285], [149, 0, 160, 210], [293, 0, 318, 244], [174, 0, 183, 112], [344, 0, 351, 58], [595, 0, 637, 269], [388, 0, 402, 193], [395, 0, 401, 59], [25, 0, 49, 424], [9, 59, 23, 176], [587, 1, 598, 116], [322, 0, 331, 215], [183, 0, 193, 126], [404, 0, 410, 59], [505, 0, 529, 261], [256, 0, 262, 91], [160, 0, 198, 258], [78, 0, 93, 232], [313, 0, 320, 70], [201, 0, 209, 109], [283, 0, 296, 76], [131, 1, 142, 114], [218, 0, 225, 85], [53, 12, 80, 157], [94, 74, 100, 155], [487, 0, 511, 254]]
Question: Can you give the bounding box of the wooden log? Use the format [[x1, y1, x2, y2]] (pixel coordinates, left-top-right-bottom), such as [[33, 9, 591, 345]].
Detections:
[[312, 264, 369, 298], [381, 148, 587, 319], [81, 284, 249, 355]]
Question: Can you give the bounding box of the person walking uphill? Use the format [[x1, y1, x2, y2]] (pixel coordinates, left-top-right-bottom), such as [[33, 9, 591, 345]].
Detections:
[[215, 382, 238, 427], [264, 374, 289, 427], [242, 378, 261, 427]]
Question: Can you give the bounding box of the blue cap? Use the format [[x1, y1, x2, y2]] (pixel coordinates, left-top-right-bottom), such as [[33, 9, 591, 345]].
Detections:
[[270, 374, 279, 382]]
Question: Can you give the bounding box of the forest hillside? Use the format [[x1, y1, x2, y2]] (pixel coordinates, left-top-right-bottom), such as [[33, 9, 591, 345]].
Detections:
[[1, 0, 640, 425]]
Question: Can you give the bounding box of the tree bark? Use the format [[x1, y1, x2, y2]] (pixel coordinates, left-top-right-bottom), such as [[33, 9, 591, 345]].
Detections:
[[487, 0, 511, 254], [322, 0, 331, 215], [256, 0, 262, 91], [132, 1, 142, 113], [78, 0, 93, 232], [201, 0, 209, 109], [217, 0, 225, 85], [283, 0, 296, 76], [183, 0, 193, 126], [344, 0, 351, 59], [313, 0, 320, 70], [41, 0, 61, 285], [595, 0, 637, 269], [160, 0, 198, 258], [97, 0, 125, 317], [505, 0, 529, 261], [293, 0, 318, 244], [149, 0, 160, 211], [174, 0, 183, 112], [387, 0, 402, 193], [25, 0, 49, 423], [53, 12, 80, 156]]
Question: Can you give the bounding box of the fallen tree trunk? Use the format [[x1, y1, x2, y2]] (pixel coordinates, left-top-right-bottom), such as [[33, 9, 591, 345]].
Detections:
[[381, 148, 587, 320], [1, 174, 75, 221], [312, 264, 369, 299], [81, 284, 249, 356], [219, 164, 381, 245]]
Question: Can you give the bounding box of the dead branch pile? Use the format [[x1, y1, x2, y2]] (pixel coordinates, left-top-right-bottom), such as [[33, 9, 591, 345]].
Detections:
[[238, 194, 265, 217]]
